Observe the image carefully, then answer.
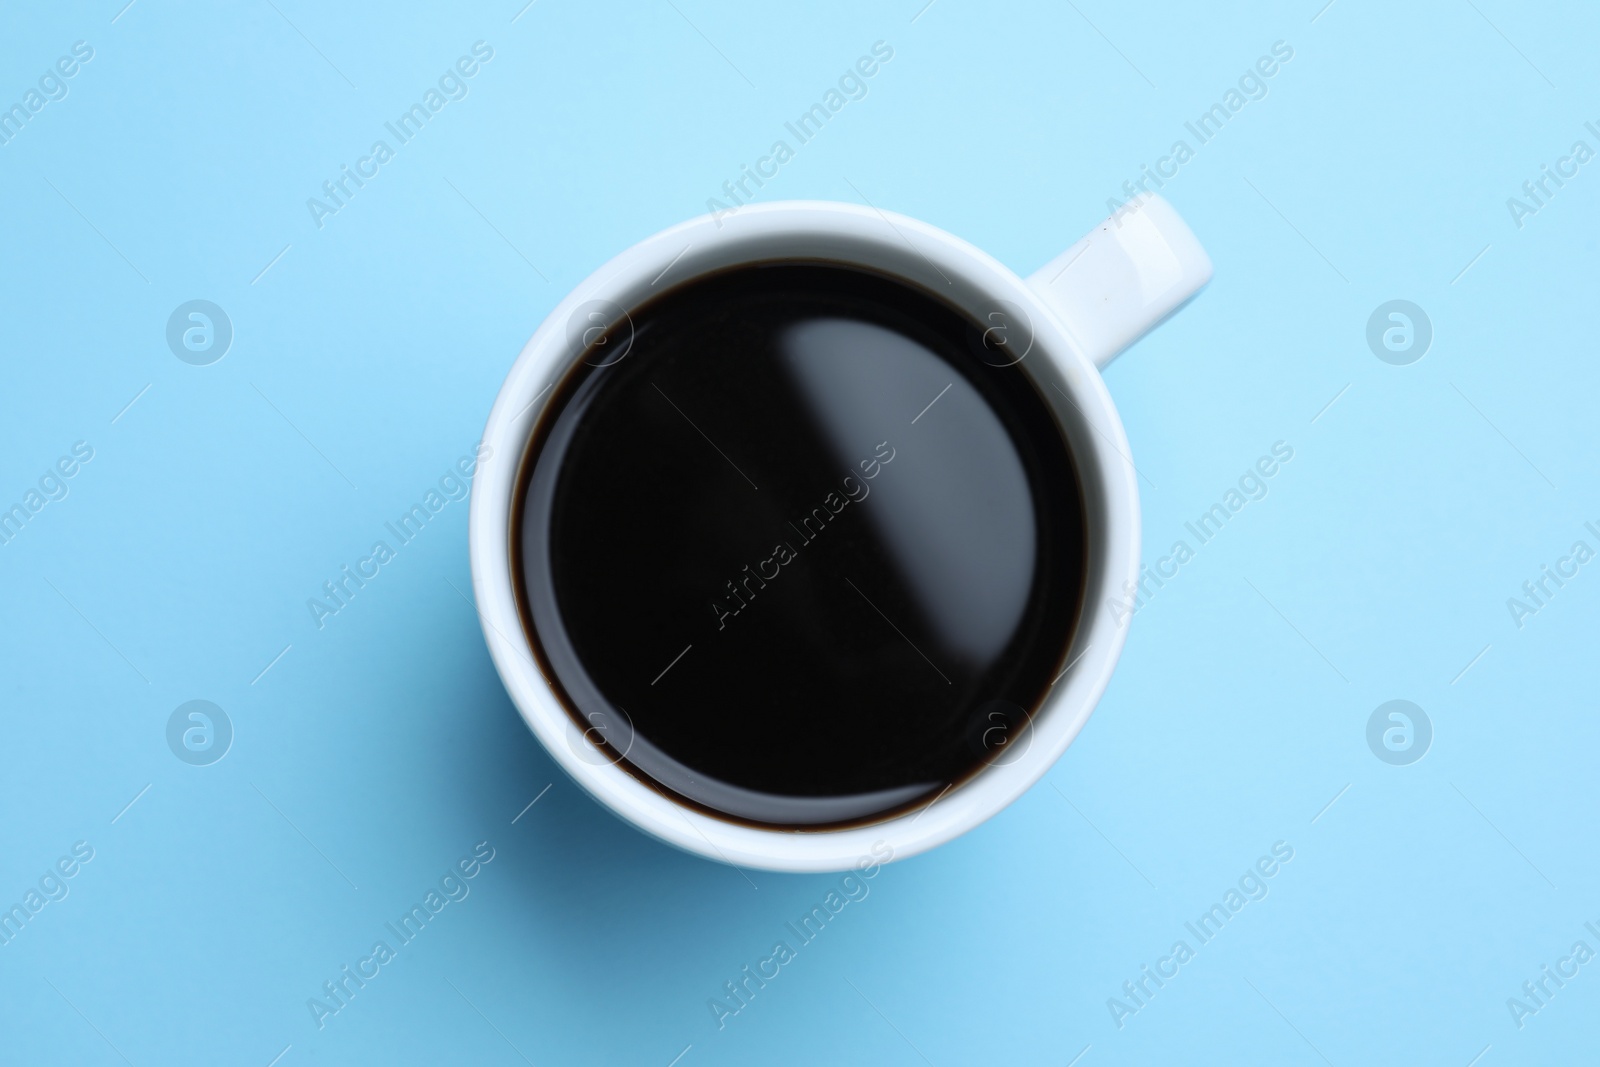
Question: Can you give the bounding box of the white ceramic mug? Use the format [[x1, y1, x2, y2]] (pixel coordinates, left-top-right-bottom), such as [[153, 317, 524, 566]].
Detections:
[[468, 195, 1212, 873]]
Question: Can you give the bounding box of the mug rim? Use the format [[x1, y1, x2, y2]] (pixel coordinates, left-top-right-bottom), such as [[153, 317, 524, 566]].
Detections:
[[468, 200, 1140, 872]]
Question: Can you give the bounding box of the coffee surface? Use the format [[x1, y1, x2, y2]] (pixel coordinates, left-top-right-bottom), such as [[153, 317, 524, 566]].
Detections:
[[515, 263, 1085, 828]]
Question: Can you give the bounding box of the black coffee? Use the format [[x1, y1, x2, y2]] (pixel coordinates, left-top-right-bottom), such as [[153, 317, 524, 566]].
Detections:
[[513, 263, 1086, 828]]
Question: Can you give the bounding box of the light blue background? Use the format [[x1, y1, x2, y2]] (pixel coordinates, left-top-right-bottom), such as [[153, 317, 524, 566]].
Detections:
[[2, 1, 1597, 1064]]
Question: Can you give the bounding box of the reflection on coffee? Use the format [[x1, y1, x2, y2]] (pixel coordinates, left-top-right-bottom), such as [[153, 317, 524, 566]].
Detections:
[[513, 263, 1086, 828]]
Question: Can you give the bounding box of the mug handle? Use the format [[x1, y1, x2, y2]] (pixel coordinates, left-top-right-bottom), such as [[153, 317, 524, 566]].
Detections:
[[1025, 193, 1213, 369]]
